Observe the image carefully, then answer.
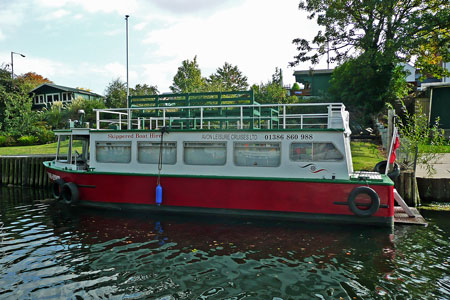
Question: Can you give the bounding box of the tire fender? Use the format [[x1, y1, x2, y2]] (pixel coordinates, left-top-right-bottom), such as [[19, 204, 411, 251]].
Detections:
[[348, 186, 380, 217], [51, 179, 65, 200], [374, 160, 400, 180], [62, 182, 80, 205]]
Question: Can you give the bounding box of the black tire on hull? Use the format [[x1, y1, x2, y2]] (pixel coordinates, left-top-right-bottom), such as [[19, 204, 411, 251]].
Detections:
[[62, 182, 80, 205], [348, 186, 380, 217], [374, 160, 400, 181], [51, 179, 65, 200]]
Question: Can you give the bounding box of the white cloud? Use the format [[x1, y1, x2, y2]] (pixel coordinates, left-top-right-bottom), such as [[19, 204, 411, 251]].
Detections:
[[140, 0, 321, 90], [133, 22, 147, 31], [51, 9, 70, 19], [36, 0, 138, 14], [0, 30, 5, 41]]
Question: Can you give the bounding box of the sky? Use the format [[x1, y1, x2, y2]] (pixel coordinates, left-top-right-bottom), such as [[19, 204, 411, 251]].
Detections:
[[0, 0, 330, 95]]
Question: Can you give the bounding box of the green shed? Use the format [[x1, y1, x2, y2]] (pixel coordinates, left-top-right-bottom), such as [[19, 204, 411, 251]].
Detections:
[[420, 82, 450, 136], [293, 69, 333, 97]]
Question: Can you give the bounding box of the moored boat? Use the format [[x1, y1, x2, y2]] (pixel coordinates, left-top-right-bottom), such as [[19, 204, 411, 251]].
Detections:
[[44, 90, 395, 226]]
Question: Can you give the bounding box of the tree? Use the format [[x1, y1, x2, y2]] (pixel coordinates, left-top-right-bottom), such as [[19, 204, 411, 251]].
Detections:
[[207, 62, 248, 91], [291, 0, 450, 117], [170, 56, 206, 93], [104, 78, 127, 108], [252, 68, 296, 104], [16, 72, 52, 92], [131, 84, 159, 96]]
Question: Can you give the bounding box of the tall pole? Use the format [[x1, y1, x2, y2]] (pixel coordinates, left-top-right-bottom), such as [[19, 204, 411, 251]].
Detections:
[[11, 52, 13, 80], [125, 15, 130, 129], [10, 51, 26, 80], [125, 15, 129, 107]]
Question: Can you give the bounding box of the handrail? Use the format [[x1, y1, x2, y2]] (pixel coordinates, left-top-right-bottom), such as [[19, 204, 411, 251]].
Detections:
[[93, 102, 347, 131]]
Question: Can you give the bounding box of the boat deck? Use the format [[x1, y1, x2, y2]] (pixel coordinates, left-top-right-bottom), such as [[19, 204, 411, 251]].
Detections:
[[394, 206, 427, 226], [93, 90, 351, 132]]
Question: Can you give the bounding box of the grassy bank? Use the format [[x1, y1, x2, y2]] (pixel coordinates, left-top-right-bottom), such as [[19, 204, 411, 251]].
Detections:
[[1, 140, 386, 171], [350, 142, 385, 171]]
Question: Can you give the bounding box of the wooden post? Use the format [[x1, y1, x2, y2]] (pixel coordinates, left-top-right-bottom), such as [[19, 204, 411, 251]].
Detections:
[[0, 157, 4, 185], [30, 157, 35, 186]]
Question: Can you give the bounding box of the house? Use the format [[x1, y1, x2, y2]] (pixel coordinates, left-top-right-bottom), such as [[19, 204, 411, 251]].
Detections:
[[292, 69, 334, 97], [29, 83, 103, 110]]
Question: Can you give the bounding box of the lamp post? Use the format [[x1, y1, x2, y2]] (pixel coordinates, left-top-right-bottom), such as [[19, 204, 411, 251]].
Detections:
[[11, 51, 26, 79], [125, 15, 130, 129]]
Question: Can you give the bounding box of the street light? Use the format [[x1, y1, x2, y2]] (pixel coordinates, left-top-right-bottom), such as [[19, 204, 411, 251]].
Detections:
[[11, 51, 26, 79], [125, 15, 130, 129]]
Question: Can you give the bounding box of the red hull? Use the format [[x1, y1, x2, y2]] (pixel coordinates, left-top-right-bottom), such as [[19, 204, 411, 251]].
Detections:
[[47, 168, 394, 223]]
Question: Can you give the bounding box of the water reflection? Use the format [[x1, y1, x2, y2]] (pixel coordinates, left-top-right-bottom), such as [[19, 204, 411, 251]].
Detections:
[[0, 187, 449, 300]]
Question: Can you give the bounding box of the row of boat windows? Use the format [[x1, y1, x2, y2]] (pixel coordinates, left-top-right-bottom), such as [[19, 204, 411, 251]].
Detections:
[[95, 141, 343, 167]]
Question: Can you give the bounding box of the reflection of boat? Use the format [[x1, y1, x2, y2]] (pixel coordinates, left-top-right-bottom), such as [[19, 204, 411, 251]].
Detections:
[[44, 91, 396, 226], [56, 207, 395, 262]]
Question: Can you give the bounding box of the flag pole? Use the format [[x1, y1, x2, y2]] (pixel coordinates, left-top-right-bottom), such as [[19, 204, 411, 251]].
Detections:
[[386, 126, 397, 175]]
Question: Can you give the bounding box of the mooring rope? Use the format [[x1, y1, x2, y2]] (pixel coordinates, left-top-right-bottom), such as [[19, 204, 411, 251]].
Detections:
[[157, 126, 168, 186]]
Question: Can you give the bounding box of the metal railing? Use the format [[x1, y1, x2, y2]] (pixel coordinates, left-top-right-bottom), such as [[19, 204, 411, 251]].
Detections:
[[93, 103, 348, 131]]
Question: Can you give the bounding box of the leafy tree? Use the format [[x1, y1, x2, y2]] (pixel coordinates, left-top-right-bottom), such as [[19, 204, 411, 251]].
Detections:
[[0, 83, 37, 137], [104, 78, 127, 108], [170, 56, 206, 93], [291, 0, 450, 117], [252, 68, 296, 104], [16, 72, 52, 92], [131, 84, 159, 96], [207, 62, 248, 91]]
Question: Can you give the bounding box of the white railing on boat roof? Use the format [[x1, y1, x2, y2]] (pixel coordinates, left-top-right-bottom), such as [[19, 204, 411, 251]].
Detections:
[[93, 102, 350, 132]]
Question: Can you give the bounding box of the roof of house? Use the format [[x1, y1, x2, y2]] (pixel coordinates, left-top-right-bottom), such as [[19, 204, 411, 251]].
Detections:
[[293, 69, 334, 76], [420, 82, 450, 91], [29, 83, 103, 98]]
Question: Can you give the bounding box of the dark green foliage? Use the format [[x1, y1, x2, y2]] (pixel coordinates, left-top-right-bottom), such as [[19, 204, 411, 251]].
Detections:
[[207, 62, 248, 92], [104, 78, 127, 108], [291, 0, 450, 120], [131, 84, 159, 96]]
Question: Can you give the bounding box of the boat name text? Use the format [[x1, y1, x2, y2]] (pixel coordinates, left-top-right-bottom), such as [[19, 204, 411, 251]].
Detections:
[[107, 133, 162, 140]]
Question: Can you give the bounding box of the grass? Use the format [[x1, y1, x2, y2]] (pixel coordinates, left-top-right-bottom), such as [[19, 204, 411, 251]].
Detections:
[[2, 140, 386, 172], [0, 141, 82, 156], [350, 141, 386, 171], [419, 144, 450, 153]]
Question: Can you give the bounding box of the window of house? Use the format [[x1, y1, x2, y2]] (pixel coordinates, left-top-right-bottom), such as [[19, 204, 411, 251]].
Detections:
[[96, 141, 131, 163], [290, 142, 343, 162], [62, 92, 72, 102], [137, 142, 176, 164], [184, 142, 226, 165], [234, 142, 281, 167], [34, 95, 44, 104]]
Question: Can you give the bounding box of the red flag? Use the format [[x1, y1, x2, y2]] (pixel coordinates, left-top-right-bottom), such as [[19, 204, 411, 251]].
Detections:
[[389, 135, 400, 164]]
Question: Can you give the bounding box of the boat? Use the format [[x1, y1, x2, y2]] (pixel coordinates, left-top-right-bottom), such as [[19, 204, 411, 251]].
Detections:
[[44, 90, 395, 226]]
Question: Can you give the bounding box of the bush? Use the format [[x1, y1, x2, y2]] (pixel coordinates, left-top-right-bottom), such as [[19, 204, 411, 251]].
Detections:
[[17, 135, 39, 146], [0, 135, 16, 146]]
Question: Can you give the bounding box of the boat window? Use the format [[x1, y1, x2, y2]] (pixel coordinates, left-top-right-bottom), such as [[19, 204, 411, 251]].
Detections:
[[56, 135, 70, 162], [234, 142, 281, 167], [290, 142, 343, 161], [96, 141, 131, 163], [137, 142, 177, 165], [184, 142, 226, 165]]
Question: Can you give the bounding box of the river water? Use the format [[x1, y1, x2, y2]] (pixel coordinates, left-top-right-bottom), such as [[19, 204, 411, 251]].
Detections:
[[0, 187, 449, 300]]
